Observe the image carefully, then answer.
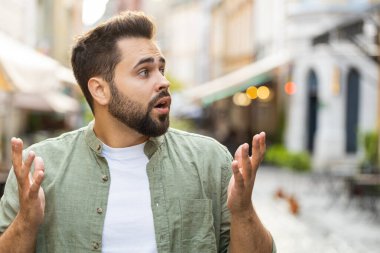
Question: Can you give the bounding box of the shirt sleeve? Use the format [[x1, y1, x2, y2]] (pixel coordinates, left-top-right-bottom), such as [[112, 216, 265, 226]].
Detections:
[[0, 168, 20, 233]]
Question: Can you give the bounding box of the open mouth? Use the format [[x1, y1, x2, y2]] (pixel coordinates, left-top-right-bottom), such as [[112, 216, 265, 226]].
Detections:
[[153, 96, 171, 112]]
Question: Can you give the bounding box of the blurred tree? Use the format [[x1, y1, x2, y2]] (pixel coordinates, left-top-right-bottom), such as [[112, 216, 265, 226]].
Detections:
[[361, 131, 379, 173], [166, 73, 184, 92]]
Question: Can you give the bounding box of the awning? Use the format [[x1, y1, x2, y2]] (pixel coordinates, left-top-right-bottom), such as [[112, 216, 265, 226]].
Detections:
[[0, 32, 79, 113], [182, 51, 291, 105], [12, 92, 79, 114]]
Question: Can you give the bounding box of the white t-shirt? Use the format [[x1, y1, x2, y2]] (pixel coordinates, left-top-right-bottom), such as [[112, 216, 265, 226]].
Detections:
[[101, 142, 157, 253]]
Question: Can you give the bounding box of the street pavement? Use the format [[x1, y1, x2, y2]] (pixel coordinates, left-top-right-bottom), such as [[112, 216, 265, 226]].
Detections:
[[252, 166, 380, 253]]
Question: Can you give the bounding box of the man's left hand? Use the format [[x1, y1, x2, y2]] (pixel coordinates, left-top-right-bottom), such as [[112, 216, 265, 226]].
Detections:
[[227, 132, 266, 215]]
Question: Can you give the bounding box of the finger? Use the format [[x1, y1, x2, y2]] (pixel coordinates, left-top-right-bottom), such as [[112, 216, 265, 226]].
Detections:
[[24, 151, 36, 172], [29, 171, 44, 199], [241, 143, 252, 180], [259, 132, 266, 159], [231, 160, 244, 190], [234, 145, 243, 168], [251, 134, 261, 169], [21, 151, 36, 190], [11, 137, 23, 171], [29, 157, 45, 199]]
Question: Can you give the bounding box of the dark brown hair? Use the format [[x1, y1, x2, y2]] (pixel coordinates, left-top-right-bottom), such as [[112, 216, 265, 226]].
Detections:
[[71, 11, 156, 113]]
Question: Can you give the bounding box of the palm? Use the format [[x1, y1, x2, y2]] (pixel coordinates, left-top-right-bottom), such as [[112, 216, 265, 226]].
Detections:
[[12, 138, 46, 226], [226, 133, 266, 214]]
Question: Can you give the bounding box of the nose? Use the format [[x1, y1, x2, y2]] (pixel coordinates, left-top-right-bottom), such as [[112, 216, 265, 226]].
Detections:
[[156, 73, 170, 91]]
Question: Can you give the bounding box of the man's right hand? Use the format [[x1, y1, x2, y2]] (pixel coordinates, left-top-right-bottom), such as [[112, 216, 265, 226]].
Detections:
[[0, 139, 45, 252], [11, 137, 45, 229]]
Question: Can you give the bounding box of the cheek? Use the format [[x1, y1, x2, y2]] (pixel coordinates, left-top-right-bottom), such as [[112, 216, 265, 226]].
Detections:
[[130, 90, 153, 104], [130, 94, 151, 106], [115, 79, 153, 105]]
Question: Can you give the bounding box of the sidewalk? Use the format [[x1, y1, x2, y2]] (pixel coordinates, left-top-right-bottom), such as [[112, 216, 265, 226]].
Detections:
[[253, 166, 380, 253]]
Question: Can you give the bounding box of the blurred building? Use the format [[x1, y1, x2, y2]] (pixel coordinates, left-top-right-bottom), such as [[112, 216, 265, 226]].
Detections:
[[36, 0, 83, 66], [0, 0, 37, 44], [181, 0, 288, 154], [154, 0, 213, 88], [0, 0, 82, 177], [284, 0, 379, 170], [179, 0, 380, 171], [205, 0, 277, 152]]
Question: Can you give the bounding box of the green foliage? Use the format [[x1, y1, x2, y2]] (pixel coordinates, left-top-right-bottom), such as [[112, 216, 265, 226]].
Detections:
[[361, 131, 378, 167], [264, 144, 311, 172], [170, 117, 196, 132], [165, 73, 184, 92]]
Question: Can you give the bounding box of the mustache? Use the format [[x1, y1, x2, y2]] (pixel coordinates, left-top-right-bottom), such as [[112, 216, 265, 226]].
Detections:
[[148, 90, 171, 110]]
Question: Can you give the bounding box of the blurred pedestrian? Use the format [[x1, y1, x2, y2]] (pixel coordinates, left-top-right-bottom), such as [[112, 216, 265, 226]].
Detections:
[[0, 11, 275, 253]]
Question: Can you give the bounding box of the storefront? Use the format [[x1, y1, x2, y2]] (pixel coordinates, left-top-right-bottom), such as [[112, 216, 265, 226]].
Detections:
[[0, 32, 80, 188]]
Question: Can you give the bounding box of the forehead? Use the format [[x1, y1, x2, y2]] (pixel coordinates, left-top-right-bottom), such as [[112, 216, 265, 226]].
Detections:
[[116, 37, 163, 65]]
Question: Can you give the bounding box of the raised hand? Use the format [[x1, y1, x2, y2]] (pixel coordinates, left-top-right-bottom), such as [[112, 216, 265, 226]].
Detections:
[[11, 138, 45, 228], [227, 132, 266, 215]]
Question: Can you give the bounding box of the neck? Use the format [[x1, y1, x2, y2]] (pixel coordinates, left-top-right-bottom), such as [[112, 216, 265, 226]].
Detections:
[[93, 113, 149, 148]]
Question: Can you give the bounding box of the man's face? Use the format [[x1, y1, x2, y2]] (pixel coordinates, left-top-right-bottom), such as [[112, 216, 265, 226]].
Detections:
[[108, 37, 171, 137]]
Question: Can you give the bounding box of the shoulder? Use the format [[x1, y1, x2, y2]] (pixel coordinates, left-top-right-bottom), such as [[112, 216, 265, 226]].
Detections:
[[164, 128, 232, 162], [24, 126, 87, 155], [165, 128, 227, 148]]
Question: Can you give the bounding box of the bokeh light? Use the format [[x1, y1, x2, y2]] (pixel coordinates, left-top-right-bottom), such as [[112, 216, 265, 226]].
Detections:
[[257, 86, 270, 100], [233, 92, 251, 106], [284, 82, 296, 95], [246, 86, 258, 99]]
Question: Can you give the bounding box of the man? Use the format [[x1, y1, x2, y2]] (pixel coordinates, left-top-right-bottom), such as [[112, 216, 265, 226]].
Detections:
[[0, 11, 275, 253]]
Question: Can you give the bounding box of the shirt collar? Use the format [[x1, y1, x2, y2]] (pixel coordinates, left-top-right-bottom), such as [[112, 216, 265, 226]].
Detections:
[[84, 120, 165, 158], [144, 134, 165, 159], [85, 121, 103, 155]]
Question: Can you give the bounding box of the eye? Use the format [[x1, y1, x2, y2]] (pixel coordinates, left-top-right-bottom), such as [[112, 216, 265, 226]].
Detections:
[[138, 69, 149, 77]]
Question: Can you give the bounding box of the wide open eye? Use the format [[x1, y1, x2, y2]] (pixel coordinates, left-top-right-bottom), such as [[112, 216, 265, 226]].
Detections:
[[138, 69, 149, 77]]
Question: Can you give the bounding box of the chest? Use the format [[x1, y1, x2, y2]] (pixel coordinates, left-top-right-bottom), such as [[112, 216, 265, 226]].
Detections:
[[37, 151, 219, 252]]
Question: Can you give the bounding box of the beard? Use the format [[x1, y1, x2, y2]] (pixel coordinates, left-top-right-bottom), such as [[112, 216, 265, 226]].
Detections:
[[108, 83, 170, 137]]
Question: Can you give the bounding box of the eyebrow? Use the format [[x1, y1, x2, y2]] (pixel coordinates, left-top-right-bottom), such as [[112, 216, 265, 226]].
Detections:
[[133, 57, 166, 69]]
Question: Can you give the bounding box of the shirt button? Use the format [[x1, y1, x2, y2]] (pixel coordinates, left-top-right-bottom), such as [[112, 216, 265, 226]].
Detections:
[[96, 208, 103, 214], [92, 241, 100, 250], [97, 144, 101, 151], [102, 175, 109, 182]]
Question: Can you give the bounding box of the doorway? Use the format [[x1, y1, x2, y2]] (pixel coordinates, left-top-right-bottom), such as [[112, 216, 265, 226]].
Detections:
[[345, 68, 360, 153], [307, 70, 318, 153]]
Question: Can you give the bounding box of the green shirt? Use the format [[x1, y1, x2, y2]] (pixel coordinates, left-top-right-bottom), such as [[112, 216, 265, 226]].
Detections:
[[0, 122, 276, 253]]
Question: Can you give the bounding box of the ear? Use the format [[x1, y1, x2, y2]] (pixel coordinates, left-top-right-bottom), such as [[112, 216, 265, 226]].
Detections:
[[88, 77, 111, 106]]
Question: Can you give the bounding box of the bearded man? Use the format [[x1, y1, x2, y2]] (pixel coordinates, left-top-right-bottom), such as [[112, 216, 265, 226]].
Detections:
[[0, 11, 275, 253]]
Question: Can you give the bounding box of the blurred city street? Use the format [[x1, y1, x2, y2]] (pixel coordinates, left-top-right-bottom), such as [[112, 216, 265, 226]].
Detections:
[[1, 0, 380, 252], [254, 166, 380, 253]]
